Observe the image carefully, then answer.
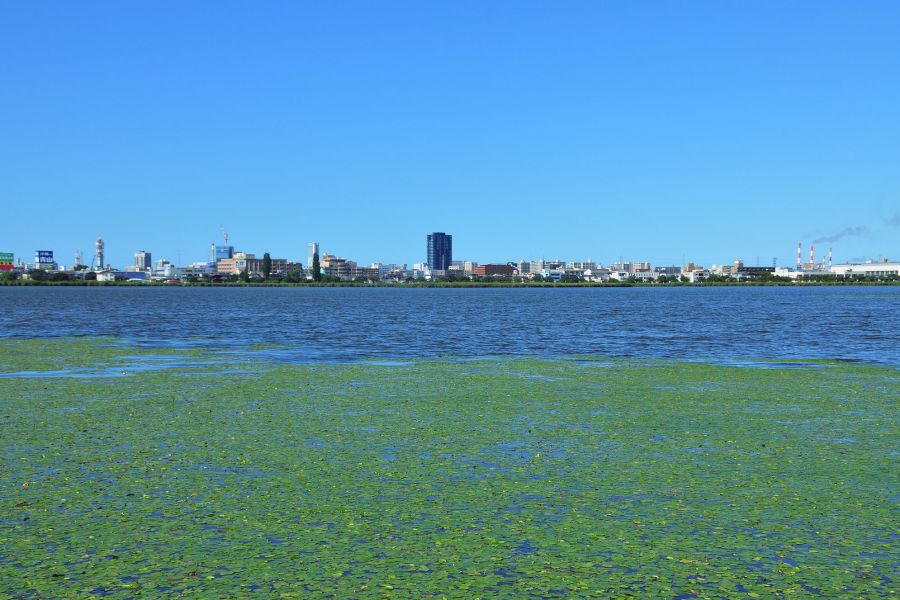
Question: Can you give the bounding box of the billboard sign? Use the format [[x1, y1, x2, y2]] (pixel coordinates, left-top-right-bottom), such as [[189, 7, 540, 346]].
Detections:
[[35, 250, 55, 264], [0, 252, 12, 271]]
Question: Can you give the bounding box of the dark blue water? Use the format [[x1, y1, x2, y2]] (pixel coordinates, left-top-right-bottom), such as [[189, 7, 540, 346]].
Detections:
[[1, 286, 898, 364]]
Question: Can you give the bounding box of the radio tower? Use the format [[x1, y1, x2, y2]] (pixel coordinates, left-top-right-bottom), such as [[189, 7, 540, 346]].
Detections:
[[74, 250, 83, 268], [96, 235, 105, 271]]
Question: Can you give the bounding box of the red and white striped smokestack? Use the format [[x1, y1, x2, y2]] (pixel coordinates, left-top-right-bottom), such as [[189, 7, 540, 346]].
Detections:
[[797, 242, 802, 269], [829, 247, 833, 270], [810, 244, 814, 266]]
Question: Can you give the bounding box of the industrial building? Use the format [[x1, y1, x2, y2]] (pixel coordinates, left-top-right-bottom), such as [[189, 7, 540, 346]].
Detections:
[[830, 260, 899, 278]]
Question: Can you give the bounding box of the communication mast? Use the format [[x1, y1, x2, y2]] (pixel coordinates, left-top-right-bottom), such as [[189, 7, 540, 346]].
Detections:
[[74, 250, 83, 268], [96, 235, 105, 271]]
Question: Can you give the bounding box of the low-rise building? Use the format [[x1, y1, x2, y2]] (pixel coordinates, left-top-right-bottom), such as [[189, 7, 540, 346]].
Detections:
[[351, 266, 380, 280], [774, 267, 835, 279], [450, 260, 477, 276], [321, 254, 355, 279], [154, 259, 180, 278], [539, 269, 563, 282], [682, 264, 709, 283], [736, 266, 775, 278], [583, 267, 611, 282], [830, 260, 899, 278], [180, 263, 218, 278], [217, 258, 240, 275], [654, 266, 682, 277], [474, 264, 516, 277], [567, 260, 598, 271]]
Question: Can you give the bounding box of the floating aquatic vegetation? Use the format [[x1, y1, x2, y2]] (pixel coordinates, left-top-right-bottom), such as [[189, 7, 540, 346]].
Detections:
[[0, 339, 897, 597]]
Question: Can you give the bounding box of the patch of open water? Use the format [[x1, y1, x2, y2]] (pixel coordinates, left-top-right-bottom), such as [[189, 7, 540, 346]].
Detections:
[[2, 287, 898, 364]]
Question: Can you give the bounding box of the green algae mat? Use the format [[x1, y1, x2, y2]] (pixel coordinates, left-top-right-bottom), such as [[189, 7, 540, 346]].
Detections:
[[1, 339, 897, 598]]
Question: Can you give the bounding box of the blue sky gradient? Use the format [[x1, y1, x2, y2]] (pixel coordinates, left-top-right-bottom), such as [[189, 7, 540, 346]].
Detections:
[[2, 1, 899, 268]]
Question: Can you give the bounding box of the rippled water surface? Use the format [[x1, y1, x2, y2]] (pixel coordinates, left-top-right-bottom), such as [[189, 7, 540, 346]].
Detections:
[[1, 286, 898, 364]]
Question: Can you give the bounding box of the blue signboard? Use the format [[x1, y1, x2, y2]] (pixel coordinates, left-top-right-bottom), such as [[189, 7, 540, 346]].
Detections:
[[35, 250, 55, 264]]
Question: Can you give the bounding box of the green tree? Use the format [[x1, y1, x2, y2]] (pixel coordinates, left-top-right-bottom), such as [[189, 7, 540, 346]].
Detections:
[[284, 268, 304, 283], [240, 267, 250, 282], [438, 273, 470, 282], [262, 253, 272, 279], [312, 252, 322, 282]]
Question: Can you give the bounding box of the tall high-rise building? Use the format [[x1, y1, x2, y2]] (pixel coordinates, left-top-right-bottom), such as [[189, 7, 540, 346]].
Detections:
[[426, 232, 452, 271], [134, 251, 152, 271], [307, 241, 319, 270], [215, 245, 234, 262]]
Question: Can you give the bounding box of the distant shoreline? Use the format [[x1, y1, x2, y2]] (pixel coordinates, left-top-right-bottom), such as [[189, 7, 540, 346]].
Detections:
[[1, 280, 897, 288]]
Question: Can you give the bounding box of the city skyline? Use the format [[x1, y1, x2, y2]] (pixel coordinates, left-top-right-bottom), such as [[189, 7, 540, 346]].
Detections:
[[6, 229, 899, 273], [4, 225, 900, 274], [3, 3, 900, 266], [4, 220, 899, 273]]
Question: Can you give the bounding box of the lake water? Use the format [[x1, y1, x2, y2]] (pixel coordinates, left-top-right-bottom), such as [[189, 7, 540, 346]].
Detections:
[[1, 286, 898, 364]]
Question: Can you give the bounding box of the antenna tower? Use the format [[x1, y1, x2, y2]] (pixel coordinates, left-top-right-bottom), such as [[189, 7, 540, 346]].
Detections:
[[96, 235, 105, 271]]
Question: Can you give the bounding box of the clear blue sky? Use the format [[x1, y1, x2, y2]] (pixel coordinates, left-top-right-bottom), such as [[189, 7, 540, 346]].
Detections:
[[3, 1, 899, 268]]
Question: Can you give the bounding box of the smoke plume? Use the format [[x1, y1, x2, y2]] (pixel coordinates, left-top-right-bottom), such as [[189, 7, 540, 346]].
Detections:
[[811, 226, 870, 244], [884, 213, 900, 227]]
